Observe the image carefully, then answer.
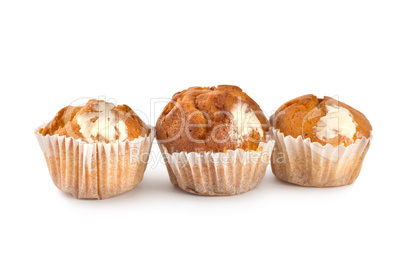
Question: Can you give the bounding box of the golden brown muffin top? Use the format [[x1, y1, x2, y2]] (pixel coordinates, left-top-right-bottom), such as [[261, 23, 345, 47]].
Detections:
[[156, 85, 269, 153], [270, 94, 372, 146], [39, 99, 149, 143]]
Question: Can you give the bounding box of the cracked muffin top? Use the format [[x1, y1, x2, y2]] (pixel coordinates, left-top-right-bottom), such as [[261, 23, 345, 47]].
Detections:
[[39, 99, 149, 143], [156, 85, 269, 153], [270, 94, 372, 147]]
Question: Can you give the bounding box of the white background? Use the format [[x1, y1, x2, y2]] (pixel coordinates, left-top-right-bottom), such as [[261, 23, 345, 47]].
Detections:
[[1, 1, 401, 257]]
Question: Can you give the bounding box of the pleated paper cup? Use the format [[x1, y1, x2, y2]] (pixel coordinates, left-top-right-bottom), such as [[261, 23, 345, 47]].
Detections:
[[157, 136, 275, 196], [35, 126, 155, 199], [270, 128, 372, 187]]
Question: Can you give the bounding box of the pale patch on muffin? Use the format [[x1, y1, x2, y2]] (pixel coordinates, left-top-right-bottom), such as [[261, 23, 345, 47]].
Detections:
[[229, 101, 264, 143], [315, 105, 357, 144], [75, 101, 128, 142]]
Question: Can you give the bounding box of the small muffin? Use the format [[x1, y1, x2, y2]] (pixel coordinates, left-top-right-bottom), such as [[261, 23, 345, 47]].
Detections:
[[156, 85, 275, 195], [270, 94, 372, 187], [35, 99, 154, 199]]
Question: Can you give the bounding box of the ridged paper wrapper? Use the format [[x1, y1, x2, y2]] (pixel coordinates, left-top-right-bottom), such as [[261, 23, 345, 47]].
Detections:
[[158, 136, 275, 196], [270, 128, 371, 187], [35, 126, 155, 199]]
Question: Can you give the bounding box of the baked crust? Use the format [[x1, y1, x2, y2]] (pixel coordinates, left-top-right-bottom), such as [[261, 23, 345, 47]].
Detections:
[[156, 85, 269, 153], [270, 94, 372, 146], [39, 99, 149, 143]]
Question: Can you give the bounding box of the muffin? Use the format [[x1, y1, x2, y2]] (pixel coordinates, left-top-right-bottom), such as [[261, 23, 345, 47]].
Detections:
[[270, 94, 372, 187], [35, 99, 155, 199], [156, 85, 275, 195]]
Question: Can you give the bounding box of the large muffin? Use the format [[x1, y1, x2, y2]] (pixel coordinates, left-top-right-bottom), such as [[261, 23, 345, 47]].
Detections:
[[35, 99, 154, 199], [156, 85, 274, 196], [156, 85, 269, 153], [270, 94, 372, 187]]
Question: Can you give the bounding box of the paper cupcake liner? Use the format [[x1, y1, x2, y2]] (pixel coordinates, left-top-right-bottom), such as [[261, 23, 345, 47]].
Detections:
[[35, 126, 155, 199], [157, 136, 275, 196], [270, 128, 372, 187]]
